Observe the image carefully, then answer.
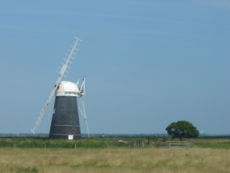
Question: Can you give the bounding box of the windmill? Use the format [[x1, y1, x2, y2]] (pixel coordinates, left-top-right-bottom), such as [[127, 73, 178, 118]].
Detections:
[[31, 37, 89, 139]]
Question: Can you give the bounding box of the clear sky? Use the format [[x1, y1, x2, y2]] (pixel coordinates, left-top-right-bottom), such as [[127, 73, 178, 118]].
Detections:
[[0, 0, 230, 135]]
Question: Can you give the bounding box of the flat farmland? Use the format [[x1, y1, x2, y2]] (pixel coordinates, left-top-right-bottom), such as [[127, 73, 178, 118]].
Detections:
[[0, 147, 230, 173]]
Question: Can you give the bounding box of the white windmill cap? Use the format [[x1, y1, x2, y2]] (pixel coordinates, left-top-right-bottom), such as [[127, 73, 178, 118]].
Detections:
[[56, 81, 80, 97]]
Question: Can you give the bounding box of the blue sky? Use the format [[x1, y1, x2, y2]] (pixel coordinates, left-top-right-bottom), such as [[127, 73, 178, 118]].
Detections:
[[0, 0, 230, 134]]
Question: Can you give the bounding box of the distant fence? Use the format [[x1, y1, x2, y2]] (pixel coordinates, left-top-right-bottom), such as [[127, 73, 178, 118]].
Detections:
[[154, 141, 193, 148]]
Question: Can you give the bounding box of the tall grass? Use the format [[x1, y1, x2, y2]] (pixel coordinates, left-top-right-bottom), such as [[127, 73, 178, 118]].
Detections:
[[1, 137, 230, 149], [0, 137, 135, 148], [0, 148, 230, 173]]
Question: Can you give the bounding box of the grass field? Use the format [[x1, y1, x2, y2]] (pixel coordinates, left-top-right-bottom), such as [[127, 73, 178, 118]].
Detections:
[[1, 148, 230, 173], [1, 137, 230, 173], [1, 137, 230, 149]]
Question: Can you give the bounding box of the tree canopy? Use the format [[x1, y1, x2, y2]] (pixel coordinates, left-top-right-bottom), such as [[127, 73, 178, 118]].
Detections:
[[166, 120, 199, 139]]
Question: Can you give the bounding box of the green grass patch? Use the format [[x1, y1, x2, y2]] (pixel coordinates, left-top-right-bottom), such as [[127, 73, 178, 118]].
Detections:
[[0, 136, 230, 149]]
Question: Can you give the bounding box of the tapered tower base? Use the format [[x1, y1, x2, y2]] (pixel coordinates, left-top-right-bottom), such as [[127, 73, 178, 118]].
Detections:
[[49, 96, 81, 139]]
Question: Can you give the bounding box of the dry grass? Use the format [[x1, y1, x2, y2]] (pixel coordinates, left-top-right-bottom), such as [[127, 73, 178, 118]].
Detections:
[[0, 148, 230, 173]]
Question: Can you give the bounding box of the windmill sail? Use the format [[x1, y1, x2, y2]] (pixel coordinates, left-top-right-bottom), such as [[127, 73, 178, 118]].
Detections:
[[31, 37, 81, 134], [78, 98, 90, 137], [77, 78, 90, 137]]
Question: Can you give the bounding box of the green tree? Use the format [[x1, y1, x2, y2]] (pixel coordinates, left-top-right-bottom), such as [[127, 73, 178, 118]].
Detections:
[[166, 120, 199, 139]]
